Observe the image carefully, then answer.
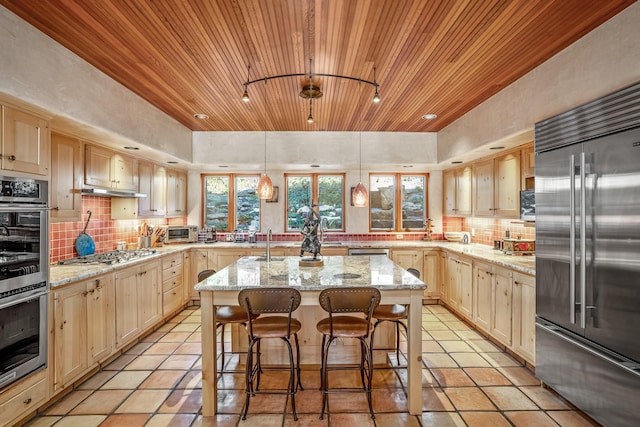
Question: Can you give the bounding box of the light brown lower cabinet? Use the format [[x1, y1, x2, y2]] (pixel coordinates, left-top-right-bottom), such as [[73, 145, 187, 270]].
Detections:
[[0, 369, 48, 427], [512, 272, 536, 364]]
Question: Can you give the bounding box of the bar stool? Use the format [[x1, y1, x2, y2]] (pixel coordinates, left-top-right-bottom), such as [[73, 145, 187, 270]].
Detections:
[[237, 288, 303, 421], [198, 269, 258, 373], [317, 287, 381, 419], [369, 268, 419, 366]]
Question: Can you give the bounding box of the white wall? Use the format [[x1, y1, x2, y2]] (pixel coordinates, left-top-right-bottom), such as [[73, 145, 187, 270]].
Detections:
[[438, 1, 640, 161]]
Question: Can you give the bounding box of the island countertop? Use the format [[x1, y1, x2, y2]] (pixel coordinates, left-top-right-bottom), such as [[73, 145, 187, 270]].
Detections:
[[193, 255, 427, 291]]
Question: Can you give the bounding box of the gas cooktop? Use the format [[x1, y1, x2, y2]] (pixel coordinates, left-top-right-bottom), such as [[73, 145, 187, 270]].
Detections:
[[57, 249, 156, 265]]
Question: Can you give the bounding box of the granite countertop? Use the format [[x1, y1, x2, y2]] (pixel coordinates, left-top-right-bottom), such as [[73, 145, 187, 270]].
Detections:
[[194, 255, 426, 291], [49, 240, 535, 288]]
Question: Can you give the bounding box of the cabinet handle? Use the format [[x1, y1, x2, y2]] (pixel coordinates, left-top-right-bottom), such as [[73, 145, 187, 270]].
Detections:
[[50, 206, 60, 211], [82, 291, 88, 296], [7, 155, 16, 161], [23, 398, 32, 405]]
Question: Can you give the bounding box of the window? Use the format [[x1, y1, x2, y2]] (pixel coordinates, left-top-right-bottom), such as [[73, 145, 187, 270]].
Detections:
[[285, 174, 344, 232], [202, 174, 261, 231], [369, 174, 428, 231]]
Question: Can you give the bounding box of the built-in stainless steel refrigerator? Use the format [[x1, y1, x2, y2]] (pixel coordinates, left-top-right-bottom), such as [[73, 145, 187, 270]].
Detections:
[[535, 81, 640, 427]]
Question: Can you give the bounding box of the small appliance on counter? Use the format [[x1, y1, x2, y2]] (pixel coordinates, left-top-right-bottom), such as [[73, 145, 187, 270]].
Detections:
[[502, 238, 535, 255], [164, 225, 198, 243], [205, 226, 217, 243]]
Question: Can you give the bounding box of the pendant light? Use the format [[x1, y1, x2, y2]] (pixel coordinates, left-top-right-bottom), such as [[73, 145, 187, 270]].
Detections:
[[257, 131, 274, 200], [352, 132, 368, 207]]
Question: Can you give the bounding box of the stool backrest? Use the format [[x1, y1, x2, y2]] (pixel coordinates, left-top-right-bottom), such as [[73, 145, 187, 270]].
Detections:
[[238, 288, 301, 337], [198, 269, 217, 282]]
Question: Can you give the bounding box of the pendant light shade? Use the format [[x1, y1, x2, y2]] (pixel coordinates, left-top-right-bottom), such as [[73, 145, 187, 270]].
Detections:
[[257, 174, 273, 200], [353, 132, 368, 207], [257, 131, 273, 200]]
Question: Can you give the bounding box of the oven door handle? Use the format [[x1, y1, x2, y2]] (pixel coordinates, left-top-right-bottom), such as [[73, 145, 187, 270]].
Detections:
[[0, 289, 47, 310], [0, 204, 48, 212]]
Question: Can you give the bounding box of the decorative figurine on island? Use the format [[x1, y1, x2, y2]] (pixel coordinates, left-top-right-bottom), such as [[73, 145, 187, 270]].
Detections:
[[298, 204, 324, 266], [423, 218, 434, 241]]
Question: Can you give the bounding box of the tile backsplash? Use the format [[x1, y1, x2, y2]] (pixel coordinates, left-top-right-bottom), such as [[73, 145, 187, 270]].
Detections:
[[443, 216, 535, 246]]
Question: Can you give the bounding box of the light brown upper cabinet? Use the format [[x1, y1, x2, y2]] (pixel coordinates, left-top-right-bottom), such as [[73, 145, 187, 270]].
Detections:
[[84, 145, 138, 191], [138, 161, 167, 217], [167, 169, 187, 217], [51, 133, 83, 222], [473, 151, 521, 218], [1, 105, 50, 176], [443, 166, 472, 216], [521, 144, 535, 190]]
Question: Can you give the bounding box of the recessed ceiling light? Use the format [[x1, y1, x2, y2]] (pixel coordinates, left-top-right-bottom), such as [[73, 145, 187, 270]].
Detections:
[[489, 146, 505, 150], [193, 113, 209, 120], [422, 114, 438, 120], [451, 161, 463, 164], [218, 165, 229, 168], [123, 146, 139, 150], [310, 164, 320, 168], [403, 165, 414, 168], [167, 161, 178, 164]]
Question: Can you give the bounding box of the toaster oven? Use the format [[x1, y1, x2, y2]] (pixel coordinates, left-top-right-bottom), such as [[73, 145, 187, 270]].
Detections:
[[164, 225, 199, 243]]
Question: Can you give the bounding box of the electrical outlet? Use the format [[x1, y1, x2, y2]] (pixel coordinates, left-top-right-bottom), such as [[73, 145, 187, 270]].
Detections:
[[396, 234, 404, 240], [471, 228, 476, 237]]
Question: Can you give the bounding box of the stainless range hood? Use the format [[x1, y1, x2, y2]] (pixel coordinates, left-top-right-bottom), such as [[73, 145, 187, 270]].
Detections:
[[82, 188, 147, 198]]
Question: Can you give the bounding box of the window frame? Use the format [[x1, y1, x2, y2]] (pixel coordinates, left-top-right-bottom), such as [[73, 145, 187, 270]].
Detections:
[[201, 173, 262, 232], [368, 173, 429, 232], [284, 172, 346, 233]]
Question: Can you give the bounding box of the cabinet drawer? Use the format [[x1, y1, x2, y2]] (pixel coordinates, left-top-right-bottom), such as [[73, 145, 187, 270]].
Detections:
[[163, 286, 183, 314], [162, 265, 182, 283], [0, 377, 47, 424], [162, 253, 183, 270], [163, 275, 182, 292]]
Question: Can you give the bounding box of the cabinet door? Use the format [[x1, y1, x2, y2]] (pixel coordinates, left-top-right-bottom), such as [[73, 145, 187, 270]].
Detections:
[[86, 275, 115, 364], [512, 272, 536, 364], [84, 145, 113, 188], [446, 256, 459, 310], [114, 266, 140, 348], [112, 153, 138, 191], [212, 249, 245, 271], [390, 249, 422, 277], [458, 257, 473, 319], [182, 251, 192, 303], [473, 264, 493, 333], [50, 133, 82, 222], [53, 283, 88, 390], [438, 252, 447, 300], [151, 165, 167, 216], [456, 167, 472, 215], [139, 261, 162, 331], [491, 267, 513, 345], [2, 106, 50, 176], [494, 153, 521, 217], [138, 161, 154, 216], [422, 250, 439, 299], [167, 170, 187, 217], [190, 249, 212, 300], [520, 144, 535, 189], [443, 170, 457, 215], [473, 160, 494, 217]]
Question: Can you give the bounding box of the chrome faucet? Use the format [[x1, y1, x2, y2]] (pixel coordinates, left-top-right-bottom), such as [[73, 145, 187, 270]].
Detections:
[[266, 228, 272, 262], [319, 217, 329, 243]]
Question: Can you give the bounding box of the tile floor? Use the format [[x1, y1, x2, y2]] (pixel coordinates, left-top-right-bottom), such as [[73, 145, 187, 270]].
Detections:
[[24, 305, 598, 427]]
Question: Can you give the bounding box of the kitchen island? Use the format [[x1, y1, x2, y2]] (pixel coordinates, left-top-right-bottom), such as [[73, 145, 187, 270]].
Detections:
[[194, 255, 427, 416]]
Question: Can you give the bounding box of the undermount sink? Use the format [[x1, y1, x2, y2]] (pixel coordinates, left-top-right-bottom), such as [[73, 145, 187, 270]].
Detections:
[[254, 256, 285, 262], [322, 242, 342, 246]]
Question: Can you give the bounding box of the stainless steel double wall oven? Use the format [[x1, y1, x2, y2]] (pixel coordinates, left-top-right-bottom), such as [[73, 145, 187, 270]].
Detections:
[[0, 176, 48, 390]]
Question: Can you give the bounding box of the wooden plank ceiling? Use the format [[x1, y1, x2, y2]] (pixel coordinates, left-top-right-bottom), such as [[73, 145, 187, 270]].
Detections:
[[1, 0, 634, 132]]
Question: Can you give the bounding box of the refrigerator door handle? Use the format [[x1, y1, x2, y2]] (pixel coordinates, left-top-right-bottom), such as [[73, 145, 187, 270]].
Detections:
[[569, 154, 576, 324], [579, 152, 587, 329]]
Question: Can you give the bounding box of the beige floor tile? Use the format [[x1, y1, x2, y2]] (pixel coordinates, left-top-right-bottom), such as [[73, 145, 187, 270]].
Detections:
[[160, 331, 192, 342], [480, 352, 521, 368], [141, 331, 166, 342], [326, 413, 376, 427], [77, 370, 117, 390], [325, 392, 370, 413], [144, 341, 182, 355], [431, 368, 475, 387], [283, 413, 329, 426], [216, 389, 246, 414], [156, 323, 176, 332], [444, 387, 496, 411], [237, 414, 283, 426], [439, 340, 475, 353], [454, 329, 485, 340], [43, 390, 93, 415], [421, 388, 456, 411], [171, 322, 200, 332], [372, 412, 421, 426], [101, 370, 152, 389], [466, 339, 501, 352], [99, 413, 151, 427], [422, 314, 441, 322], [449, 352, 492, 368], [186, 331, 202, 342], [158, 388, 202, 413], [191, 414, 241, 427], [140, 370, 187, 389], [497, 367, 540, 386], [146, 413, 197, 427], [428, 330, 461, 340], [504, 410, 560, 426], [371, 388, 408, 412], [124, 342, 154, 355], [50, 415, 106, 427], [422, 353, 459, 368], [23, 416, 62, 427], [158, 354, 199, 370], [482, 386, 538, 411], [423, 321, 451, 331], [103, 353, 136, 370], [419, 411, 466, 426], [444, 321, 473, 331], [124, 354, 168, 370], [422, 340, 445, 352], [463, 367, 512, 386], [69, 390, 132, 414], [174, 342, 202, 354], [546, 410, 601, 426], [519, 386, 572, 410], [115, 389, 172, 413], [460, 411, 512, 427]]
